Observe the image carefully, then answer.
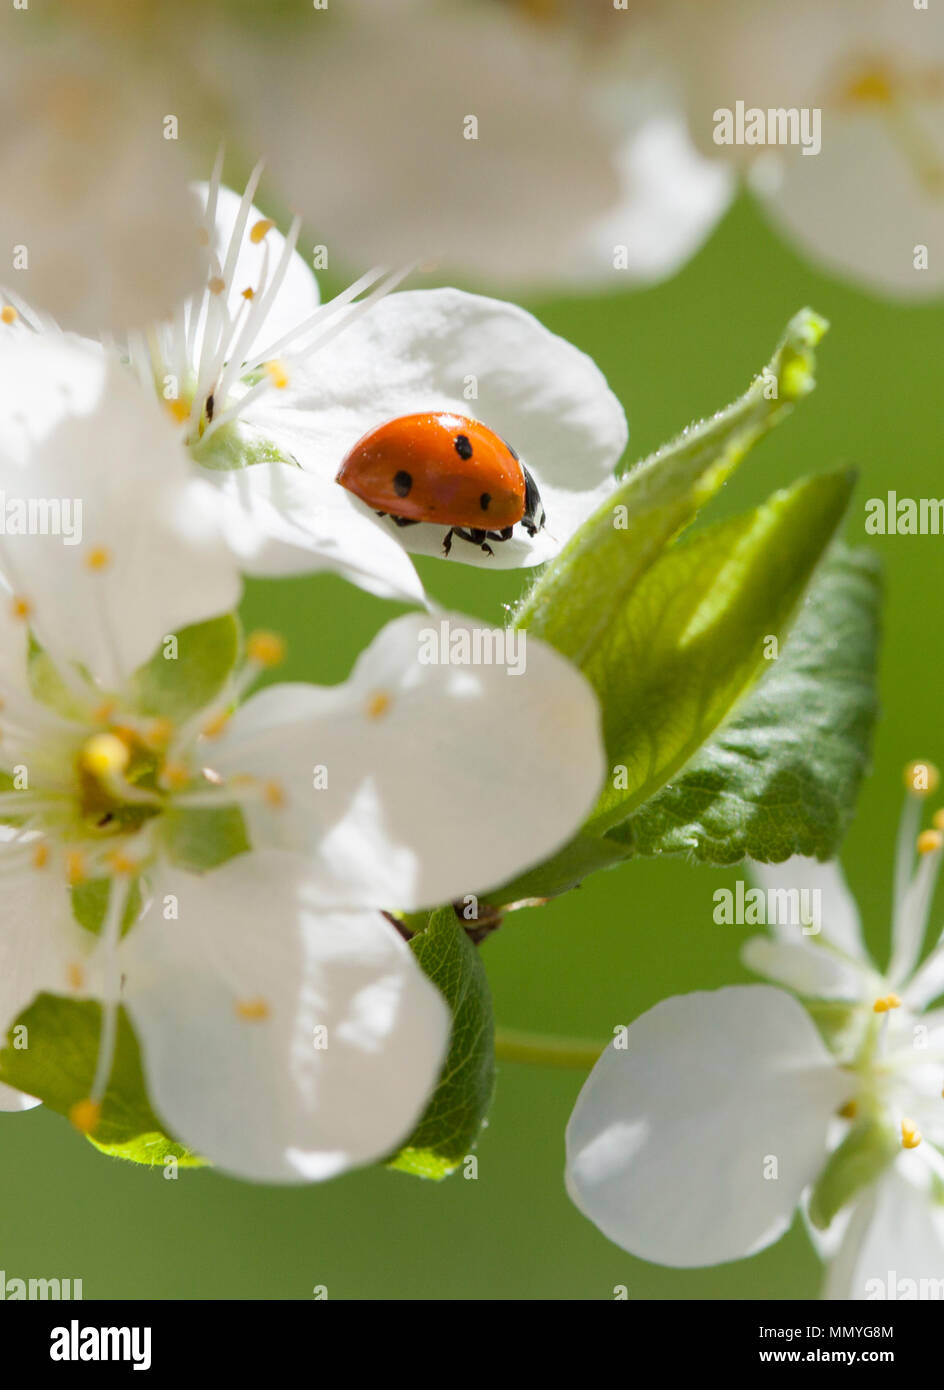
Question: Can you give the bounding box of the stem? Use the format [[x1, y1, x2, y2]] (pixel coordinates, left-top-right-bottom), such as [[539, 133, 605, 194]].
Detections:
[[494, 1027, 605, 1070]]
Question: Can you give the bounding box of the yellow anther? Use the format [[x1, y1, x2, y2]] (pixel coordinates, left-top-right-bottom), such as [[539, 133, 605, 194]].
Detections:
[[11, 595, 32, 621], [918, 829, 943, 856], [201, 710, 230, 739], [142, 717, 174, 751], [366, 690, 392, 720], [208, 275, 226, 295], [235, 997, 270, 1021], [250, 218, 275, 244], [165, 398, 191, 425], [873, 994, 901, 1012], [65, 850, 87, 886], [1, 305, 18, 325], [241, 286, 255, 300], [69, 1098, 101, 1134], [32, 842, 49, 870], [838, 1098, 858, 1120], [246, 630, 286, 668], [90, 700, 117, 725], [80, 732, 130, 778], [844, 66, 894, 107], [104, 848, 139, 876], [85, 546, 111, 572], [162, 761, 190, 789], [67, 960, 85, 991], [262, 779, 285, 809], [905, 760, 939, 795], [901, 1118, 922, 1150], [263, 359, 290, 390]]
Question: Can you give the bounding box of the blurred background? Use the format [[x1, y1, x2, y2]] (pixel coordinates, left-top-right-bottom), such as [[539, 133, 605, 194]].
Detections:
[[2, 180, 941, 1298]]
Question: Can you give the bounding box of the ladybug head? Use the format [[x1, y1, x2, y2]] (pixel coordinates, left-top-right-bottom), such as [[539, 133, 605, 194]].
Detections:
[[521, 464, 546, 538]]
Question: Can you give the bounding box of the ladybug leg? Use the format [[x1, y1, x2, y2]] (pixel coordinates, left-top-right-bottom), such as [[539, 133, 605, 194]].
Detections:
[[442, 528, 455, 556], [453, 527, 494, 557], [484, 527, 514, 544], [390, 515, 420, 529]]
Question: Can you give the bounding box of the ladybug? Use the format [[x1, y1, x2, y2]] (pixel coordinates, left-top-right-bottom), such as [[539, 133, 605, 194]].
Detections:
[[335, 411, 546, 556]]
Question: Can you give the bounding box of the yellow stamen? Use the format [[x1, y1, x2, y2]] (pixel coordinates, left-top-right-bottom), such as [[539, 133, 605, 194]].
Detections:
[[165, 398, 191, 425], [1, 305, 18, 325], [901, 1118, 922, 1149], [11, 595, 31, 620], [262, 779, 285, 809], [80, 732, 131, 778], [838, 1099, 858, 1119], [366, 690, 392, 720], [263, 359, 289, 390], [162, 761, 190, 789], [142, 717, 174, 751], [201, 711, 230, 739], [67, 960, 85, 991], [104, 849, 139, 877], [918, 829, 943, 856], [208, 275, 226, 296], [873, 993, 902, 1013], [905, 760, 940, 795], [235, 997, 270, 1021], [85, 546, 111, 572], [66, 850, 87, 886], [242, 286, 255, 300], [32, 843, 49, 870], [249, 218, 275, 244], [69, 1098, 102, 1134], [844, 65, 895, 107], [246, 630, 286, 668], [90, 700, 116, 724]]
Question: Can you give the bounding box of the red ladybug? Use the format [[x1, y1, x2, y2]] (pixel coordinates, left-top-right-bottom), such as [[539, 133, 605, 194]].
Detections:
[[335, 411, 546, 556]]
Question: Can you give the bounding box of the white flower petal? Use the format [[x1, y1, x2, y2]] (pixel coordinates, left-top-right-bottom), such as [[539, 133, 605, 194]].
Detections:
[[122, 852, 450, 1182], [0, 35, 207, 332], [741, 936, 867, 1001], [0, 335, 241, 688], [822, 1162, 944, 1300], [0, 1081, 40, 1112], [566, 985, 852, 1267], [749, 856, 867, 961], [231, 10, 622, 285], [189, 182, 320, 367], [212, 613, 606, 909], [244, 287, 627, 569], [210, 460, 427, 604], [576, 113, 734, 286], [0, 851, 95, 1037]]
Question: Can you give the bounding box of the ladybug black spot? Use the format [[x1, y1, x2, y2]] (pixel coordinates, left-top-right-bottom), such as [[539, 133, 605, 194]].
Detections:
[[393, 470, 412, 498], [480, 492, 491, 511], [454, 434, 473, 460]]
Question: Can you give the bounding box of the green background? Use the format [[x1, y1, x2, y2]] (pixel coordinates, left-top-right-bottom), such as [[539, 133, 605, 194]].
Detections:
[[2, 192, 941, 1300]]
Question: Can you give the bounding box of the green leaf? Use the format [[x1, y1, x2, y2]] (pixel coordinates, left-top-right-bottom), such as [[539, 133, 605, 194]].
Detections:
[[0, 993, 205, 1167], [808, 1116, 899, 1230], [71, 877, 143, 937], [130, 613, 240, 721], [514, 307, 828, 663], [387, 908, 495, 1181], [583, 468, 857, 835], [613, 545, 881, 863]]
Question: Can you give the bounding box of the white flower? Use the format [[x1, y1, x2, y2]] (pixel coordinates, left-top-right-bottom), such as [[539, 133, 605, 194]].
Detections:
[[660, 0, 944, 299], [0, 332, 607, 1179], [127, 168, 628, 582], [566, 766, 944, 1293], [0, 21, 208, 332]]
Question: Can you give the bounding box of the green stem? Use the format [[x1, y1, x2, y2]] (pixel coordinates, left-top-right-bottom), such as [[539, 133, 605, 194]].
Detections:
[[494, 1027, 605, 1070]]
